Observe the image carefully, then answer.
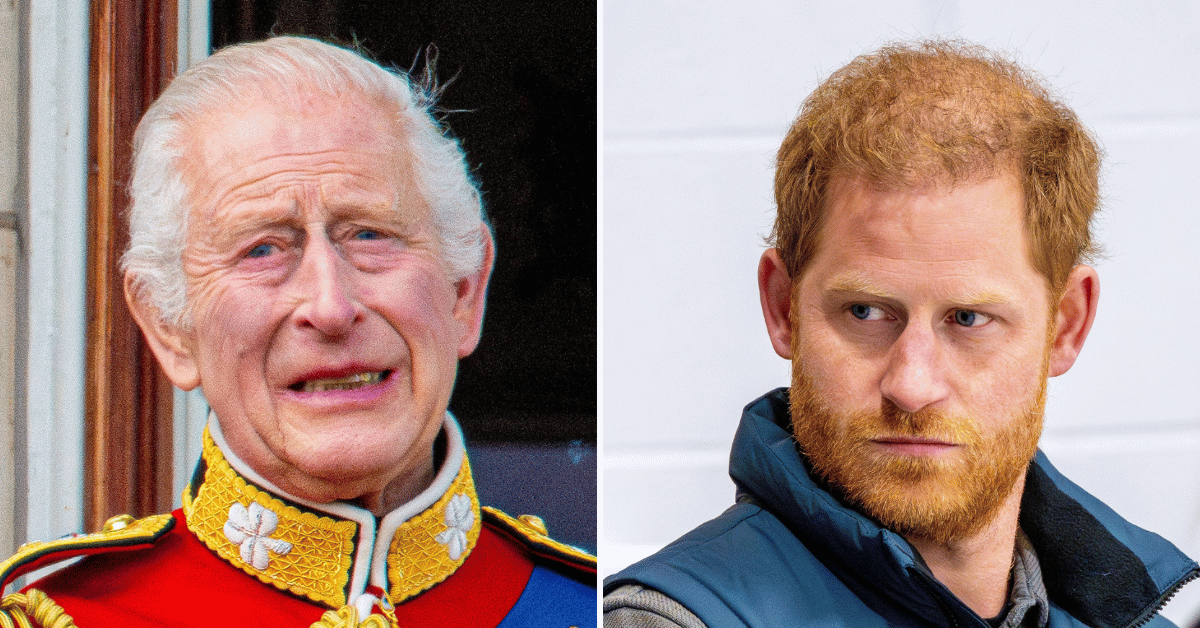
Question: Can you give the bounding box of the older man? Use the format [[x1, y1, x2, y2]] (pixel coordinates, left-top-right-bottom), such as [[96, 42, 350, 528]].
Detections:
[[604, 40, 1197, 627], [0, 37, 594, 627]]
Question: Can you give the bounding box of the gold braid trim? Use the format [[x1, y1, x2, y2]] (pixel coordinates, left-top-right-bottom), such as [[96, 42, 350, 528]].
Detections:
[[309, 606, 396, 628], [0, 514, 174, 589], [185, 426, 483, 611], [387, 456, 481, 603], [0, 590, 76, 628], [184, 429, 357, 608], [483, 507, 597, 568]]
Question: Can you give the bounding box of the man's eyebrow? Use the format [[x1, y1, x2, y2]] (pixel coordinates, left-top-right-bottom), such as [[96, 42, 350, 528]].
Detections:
[[824, 273, 1016, 306], [327, 196, 405, 221], [219, 204, 302, 239], [950, 290, 1014, 307], [327, 197, 429, 236], [825, 274, 899, 300]]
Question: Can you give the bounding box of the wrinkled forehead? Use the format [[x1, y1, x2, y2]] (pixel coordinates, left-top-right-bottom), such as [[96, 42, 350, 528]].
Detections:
[[174, 88, 417, 220], [187, 87, 404, 163]]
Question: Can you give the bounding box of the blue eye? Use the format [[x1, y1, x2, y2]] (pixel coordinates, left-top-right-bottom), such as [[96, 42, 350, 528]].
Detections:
[[353, 230, 382, 241], [951, 309, 993, 327], [849, 304, 888, 321], [247, 243, 275, 258]]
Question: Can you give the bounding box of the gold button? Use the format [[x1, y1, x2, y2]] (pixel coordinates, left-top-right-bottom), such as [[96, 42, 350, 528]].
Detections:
[[103, 514, 136, 532], [518, 514, 548, 536]]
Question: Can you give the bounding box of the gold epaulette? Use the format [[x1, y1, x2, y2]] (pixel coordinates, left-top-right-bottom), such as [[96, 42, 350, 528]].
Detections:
[[0, 589, 75, 628], [481, 507, 596, 580], [0, 514, 175, 593]]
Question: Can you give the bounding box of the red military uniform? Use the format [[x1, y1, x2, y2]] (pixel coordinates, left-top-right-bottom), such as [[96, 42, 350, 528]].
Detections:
[[0, 418, 595, 627]]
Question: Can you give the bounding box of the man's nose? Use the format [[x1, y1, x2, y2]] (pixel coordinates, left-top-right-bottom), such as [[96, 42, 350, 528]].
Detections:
[[878, 322, 950, 413], [292, 236, 361, 337]]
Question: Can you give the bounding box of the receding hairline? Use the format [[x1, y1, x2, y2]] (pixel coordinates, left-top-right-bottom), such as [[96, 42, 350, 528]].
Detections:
[[173, 84, 419, 210], [800, 166, 1035, 264], [771, 38, 1102, 296]]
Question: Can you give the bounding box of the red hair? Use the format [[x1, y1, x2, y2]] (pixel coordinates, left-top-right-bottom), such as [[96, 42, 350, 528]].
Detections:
[[773, 39, 1101, 292]]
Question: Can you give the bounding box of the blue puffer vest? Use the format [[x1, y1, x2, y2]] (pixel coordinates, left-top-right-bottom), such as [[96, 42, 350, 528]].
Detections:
[[606, 389, 1199, 628]]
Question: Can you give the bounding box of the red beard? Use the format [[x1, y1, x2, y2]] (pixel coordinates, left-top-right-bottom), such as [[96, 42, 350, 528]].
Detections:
[[788, 363, 1045, 546]]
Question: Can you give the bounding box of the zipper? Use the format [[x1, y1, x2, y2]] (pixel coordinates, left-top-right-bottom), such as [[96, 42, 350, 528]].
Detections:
[[1126, 566, 1200, 628]]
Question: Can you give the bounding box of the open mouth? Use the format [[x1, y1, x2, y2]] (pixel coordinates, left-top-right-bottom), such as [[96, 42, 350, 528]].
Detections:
[[289, 370, 392, 393]]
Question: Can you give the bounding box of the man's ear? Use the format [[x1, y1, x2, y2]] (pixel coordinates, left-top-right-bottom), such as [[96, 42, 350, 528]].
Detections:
[[124, 275, 201, 390], [1048, 264, 1100, 377], [759, 248, 796, 359], [453, 227, 495, 358]]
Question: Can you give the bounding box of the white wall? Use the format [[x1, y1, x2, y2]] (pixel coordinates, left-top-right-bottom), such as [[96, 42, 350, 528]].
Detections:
[[601, 1, 1200, 623], [0, 0, 21, 560], [10, 1, 212, 586], [22, 0, 91, 551]]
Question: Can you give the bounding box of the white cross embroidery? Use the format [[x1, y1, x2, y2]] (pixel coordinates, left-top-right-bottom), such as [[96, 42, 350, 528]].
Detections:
[[435, 493, 474, 561], [224, 501, 292, 570]]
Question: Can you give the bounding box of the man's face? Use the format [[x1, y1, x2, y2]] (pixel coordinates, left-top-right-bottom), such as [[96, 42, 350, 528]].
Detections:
[[160, 90, 488, 505], [788, 173, 1051, 545]]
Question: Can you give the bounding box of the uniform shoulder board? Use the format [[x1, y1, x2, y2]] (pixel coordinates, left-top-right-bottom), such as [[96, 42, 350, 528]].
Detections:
[[481, 506, 596, 581], [0, 513, 175, 592], [1, 587, 75, 628]]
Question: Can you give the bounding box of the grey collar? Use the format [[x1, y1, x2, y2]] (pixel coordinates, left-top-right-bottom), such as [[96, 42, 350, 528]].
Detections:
[[996, 529, 1050, 628]]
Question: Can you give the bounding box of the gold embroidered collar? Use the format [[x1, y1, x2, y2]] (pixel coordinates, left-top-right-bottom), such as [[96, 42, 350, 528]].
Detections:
[[182, 415, 482, 610]]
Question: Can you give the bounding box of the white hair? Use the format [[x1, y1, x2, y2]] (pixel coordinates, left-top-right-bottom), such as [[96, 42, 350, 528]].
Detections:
[[122, 36, 487, 327]]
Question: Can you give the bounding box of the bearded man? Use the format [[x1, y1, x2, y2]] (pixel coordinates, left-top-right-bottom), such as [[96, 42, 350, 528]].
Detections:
[[0, 36, 594, 627], [604, 40, 1197, 628]]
